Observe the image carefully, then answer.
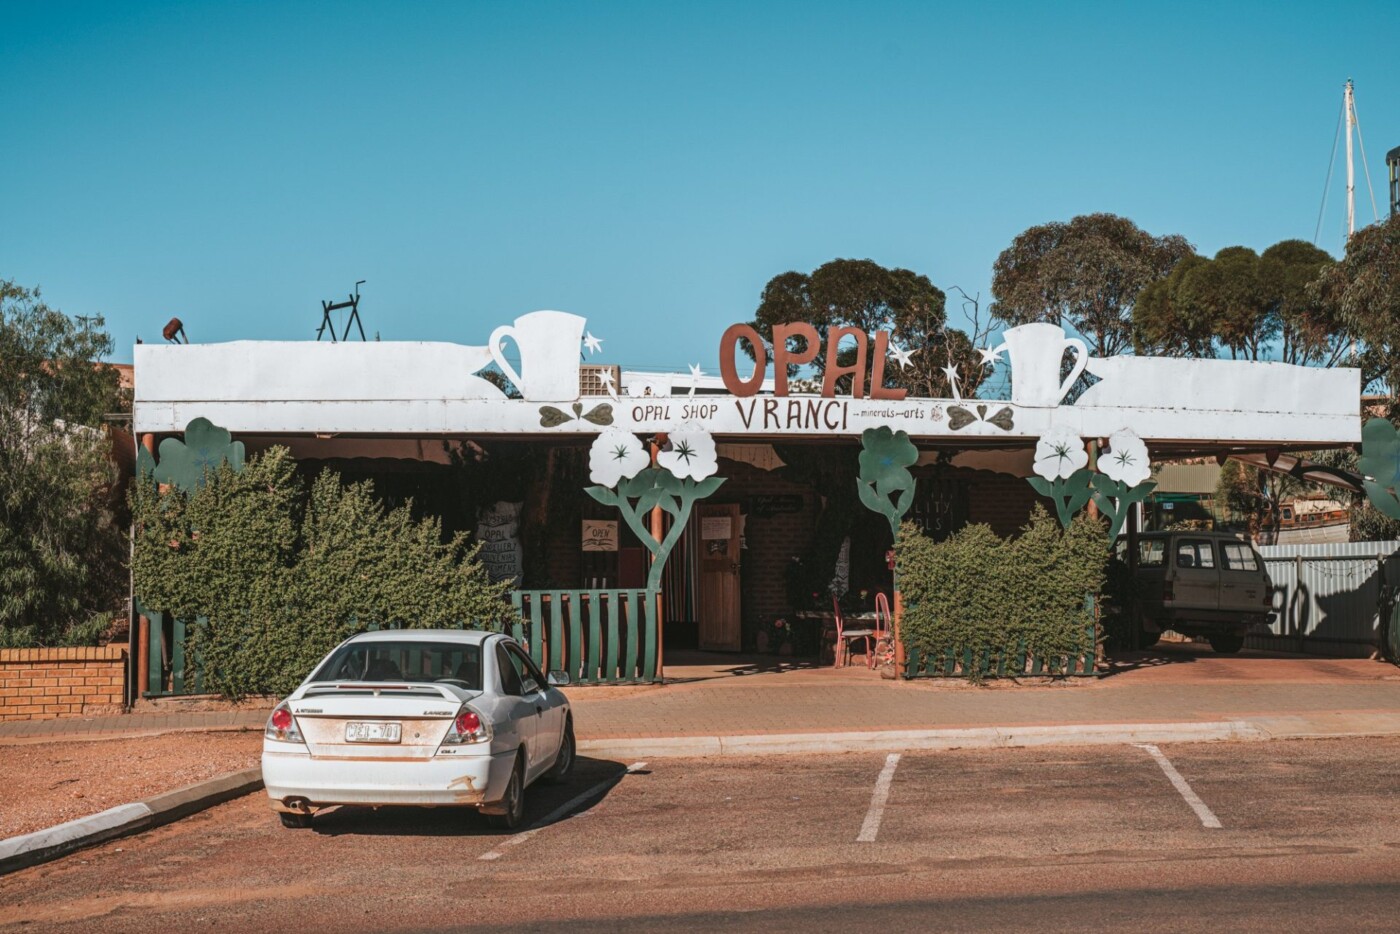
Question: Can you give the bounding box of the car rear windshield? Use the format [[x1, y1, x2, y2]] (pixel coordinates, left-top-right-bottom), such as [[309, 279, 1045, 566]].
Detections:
[[310, 641, 483, 691]]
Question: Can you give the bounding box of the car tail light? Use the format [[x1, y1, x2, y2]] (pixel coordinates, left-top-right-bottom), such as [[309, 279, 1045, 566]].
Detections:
[[440, 704, 492, 746], [1162, 582, 1175, 603], [264, 702, 305, 744]]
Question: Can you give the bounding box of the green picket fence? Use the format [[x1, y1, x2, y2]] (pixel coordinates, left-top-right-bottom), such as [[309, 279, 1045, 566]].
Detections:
[[902, 620, 1099, 680], [139, 607, 207, 698], [510, 589, 661, 684], [138, 588, 662, 697]]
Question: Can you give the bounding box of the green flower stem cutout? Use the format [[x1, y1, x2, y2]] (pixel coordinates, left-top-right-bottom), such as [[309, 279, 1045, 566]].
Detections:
[[136, 417, 246, 492], [856, 426, 919, 536], [1026, 468, 1095, 529], [585, 425, 724, 591], [1359, 418, 1400, 520], [1089, 476, 1157, 542]]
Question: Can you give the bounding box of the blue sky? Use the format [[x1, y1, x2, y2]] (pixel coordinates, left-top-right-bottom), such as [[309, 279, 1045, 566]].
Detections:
[[3, 1, 1397, 372]]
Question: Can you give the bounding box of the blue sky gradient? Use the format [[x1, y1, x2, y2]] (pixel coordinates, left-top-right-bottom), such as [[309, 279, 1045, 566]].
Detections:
[[3, 1, 1397, 371]]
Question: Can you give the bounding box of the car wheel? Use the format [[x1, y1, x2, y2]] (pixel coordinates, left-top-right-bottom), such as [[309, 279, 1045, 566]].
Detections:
[[279, 811, 313, 829], [1208, 633, 1245, 654], [1138, 626, 1161, 649], [543, 716, 576, 785], [486, 755, 526, 831]]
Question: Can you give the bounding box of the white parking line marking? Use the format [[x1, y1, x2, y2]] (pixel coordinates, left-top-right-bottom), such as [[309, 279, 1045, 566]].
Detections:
[[1134, 743, 1222, 829], [478, 761, 648, 861], [857, 753, 901, 843]]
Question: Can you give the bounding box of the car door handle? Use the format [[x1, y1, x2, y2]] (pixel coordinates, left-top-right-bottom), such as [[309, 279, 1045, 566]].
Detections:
[[535, 705, 544, 715]]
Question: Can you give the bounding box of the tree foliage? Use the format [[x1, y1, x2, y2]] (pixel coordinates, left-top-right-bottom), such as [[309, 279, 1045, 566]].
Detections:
[[0, 280, 125, 646], [1313, 215, 1400, 402], [131, 447, 517, 698], [1134, 239, 1341, 364], [991, 213, 1193, 358], [748, 258, 983, 398]]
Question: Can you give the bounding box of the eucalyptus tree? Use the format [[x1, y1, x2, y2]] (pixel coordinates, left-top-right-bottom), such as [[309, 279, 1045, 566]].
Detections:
[[990, 213, 1194, 358], [748, 258, 981, 398], [1134, 239, 1343, 365], [1313, 215, 1400, 399]]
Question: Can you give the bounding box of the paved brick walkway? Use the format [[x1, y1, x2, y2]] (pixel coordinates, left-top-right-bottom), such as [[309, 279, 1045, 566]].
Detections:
[[1, 644, 1396, 744]]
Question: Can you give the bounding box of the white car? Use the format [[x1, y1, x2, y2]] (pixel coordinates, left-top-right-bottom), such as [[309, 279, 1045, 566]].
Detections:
[[261, 629, 574, 830]]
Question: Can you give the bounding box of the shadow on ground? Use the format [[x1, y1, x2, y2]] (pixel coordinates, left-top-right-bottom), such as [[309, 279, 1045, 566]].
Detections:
[[304, 756, 629, 838]]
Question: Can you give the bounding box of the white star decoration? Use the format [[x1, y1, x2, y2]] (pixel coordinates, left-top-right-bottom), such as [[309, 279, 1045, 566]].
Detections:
[[977, 345, 1004, 367], [597, 368, 617, 398], [583, 332, 604, 355], [889, 342, 916, 370], [688, 363, 704, 397], [942, 363, 962, 401]]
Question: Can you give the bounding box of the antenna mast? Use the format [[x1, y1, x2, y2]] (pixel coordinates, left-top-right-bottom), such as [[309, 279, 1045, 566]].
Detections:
[[1345, 79, 1356, 236]]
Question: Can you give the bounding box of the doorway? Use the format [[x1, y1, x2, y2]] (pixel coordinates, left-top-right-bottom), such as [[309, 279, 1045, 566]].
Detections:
[[697, 503, 742, 651]]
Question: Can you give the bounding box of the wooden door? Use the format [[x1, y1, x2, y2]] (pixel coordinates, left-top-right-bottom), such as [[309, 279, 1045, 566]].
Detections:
[[697, 503, 742, 651]]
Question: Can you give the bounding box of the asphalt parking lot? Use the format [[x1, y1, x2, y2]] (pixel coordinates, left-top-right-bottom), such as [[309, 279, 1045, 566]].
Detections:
[[3, 737, 1400, 932]]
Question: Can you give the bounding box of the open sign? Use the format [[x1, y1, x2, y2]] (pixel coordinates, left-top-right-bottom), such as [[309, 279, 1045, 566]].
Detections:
[[581, 519, 619, 552]]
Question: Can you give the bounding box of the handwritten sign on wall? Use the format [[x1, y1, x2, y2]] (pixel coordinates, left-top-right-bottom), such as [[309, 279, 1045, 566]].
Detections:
[[476, 501, 523, 585]]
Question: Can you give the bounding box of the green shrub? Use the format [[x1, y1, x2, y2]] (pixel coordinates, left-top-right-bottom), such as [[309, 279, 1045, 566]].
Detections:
[[131, 447, 517, 698], [896, 506, 1106, 675]]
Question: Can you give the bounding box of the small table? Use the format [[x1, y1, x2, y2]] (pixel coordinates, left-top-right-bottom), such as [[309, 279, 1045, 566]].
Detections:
[[793, 610, 879, 665]]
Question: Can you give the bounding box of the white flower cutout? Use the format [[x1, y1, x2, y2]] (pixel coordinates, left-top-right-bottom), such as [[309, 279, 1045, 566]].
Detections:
[[588, 428, 649, 487], [656, 423, 718, 481], [1032, 424, 1089, 481], [1099, 428, 1152, 487]]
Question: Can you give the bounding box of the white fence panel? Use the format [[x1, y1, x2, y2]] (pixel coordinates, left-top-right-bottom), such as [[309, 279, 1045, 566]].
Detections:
[[1251, 540, 1400, 655]]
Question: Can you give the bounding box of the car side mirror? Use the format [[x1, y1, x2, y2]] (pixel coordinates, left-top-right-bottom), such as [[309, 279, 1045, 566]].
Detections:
[[547, 670, 571, 687]]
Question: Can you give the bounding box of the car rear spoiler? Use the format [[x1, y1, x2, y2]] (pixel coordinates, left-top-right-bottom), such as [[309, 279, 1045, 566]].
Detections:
[[299, 681, 473, 702]]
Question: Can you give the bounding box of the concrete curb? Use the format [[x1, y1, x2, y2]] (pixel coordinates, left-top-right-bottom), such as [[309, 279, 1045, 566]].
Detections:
[[578, 720, 1277, 759], [0, 767, 262, 876]]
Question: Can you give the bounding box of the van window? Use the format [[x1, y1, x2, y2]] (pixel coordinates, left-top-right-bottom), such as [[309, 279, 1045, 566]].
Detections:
[[1138, 540, 1166, 567], [1221, 542, 1260, 572], [1175, 540, 1216, 569]]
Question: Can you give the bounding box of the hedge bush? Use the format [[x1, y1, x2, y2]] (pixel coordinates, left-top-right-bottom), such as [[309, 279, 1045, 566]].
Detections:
[[896, 506, 1106, 675], [131, 447, 516, 698]]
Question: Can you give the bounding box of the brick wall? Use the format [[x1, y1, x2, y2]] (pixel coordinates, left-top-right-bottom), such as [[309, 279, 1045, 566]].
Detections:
[[0, 646, 126, 721]]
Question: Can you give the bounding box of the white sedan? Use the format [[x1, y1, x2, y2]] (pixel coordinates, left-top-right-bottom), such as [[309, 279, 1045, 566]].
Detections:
[[261, 629, 574, 830]]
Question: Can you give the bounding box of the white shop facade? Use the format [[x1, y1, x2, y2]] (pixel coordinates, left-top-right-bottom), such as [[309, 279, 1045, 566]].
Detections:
[[129, 310, 1362, 691]]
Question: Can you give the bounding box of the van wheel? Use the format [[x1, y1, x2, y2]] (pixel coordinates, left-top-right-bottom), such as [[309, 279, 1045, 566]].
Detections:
[[279, 811, 313, 829], [1208, 633, 1245, 654], [1138, 626, 1161, 649]]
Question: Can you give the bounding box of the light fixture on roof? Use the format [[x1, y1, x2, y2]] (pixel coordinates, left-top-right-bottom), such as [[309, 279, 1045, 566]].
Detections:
[[162, 318, 188, 344]]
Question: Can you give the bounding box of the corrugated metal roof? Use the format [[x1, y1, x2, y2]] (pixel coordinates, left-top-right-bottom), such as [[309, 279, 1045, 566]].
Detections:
[[1150, 464, 1221, 494]]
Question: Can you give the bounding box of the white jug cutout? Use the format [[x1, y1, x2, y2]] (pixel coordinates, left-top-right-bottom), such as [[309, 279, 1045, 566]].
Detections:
[[489, 310, 587, 402], [994, 322, 1088, 407]]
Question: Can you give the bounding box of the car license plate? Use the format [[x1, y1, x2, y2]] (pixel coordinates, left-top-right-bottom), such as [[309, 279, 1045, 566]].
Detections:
[[345, 721, 402, 744]]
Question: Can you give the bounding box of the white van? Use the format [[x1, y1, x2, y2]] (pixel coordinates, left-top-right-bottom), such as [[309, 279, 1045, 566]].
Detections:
[[1115, 531, 1275, 653]]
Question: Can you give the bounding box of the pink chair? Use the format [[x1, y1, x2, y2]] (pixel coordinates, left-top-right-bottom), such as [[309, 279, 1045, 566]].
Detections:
[[833, 595, 879, 668]]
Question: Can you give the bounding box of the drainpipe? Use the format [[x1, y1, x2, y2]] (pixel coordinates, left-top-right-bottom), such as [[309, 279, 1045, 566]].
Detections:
[[649, 439, 665, 680], [1085, 440, 1099, 520], [135, 433, 155, 702]]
